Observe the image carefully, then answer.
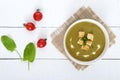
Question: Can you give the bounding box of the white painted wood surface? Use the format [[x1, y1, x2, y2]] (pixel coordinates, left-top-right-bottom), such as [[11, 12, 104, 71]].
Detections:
[[0, 0, 120, 80]]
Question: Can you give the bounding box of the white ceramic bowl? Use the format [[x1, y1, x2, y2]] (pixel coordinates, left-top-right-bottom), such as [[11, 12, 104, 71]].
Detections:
[[64, 19, 109, 65]]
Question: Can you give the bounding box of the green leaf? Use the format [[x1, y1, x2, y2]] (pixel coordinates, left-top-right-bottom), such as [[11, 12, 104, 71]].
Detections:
[[1, 35, 16, 52], [23, 42, 36, 62]]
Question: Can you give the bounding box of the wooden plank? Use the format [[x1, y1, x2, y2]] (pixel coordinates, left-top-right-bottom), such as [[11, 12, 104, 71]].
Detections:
[[0, 28, 64, 58], [0, 28, 120, 59], [0, 60, 119, 80], [0, 0, 83, 27], [0, 0, 120, 27]]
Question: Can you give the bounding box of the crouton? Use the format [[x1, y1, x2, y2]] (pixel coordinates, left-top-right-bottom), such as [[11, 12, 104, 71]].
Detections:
[[87, 33, 94, 41], [77, 39, 83, 45], [81, 45, 90, 51], [86, 40, 92, 46], [79, 31, 85, 38]]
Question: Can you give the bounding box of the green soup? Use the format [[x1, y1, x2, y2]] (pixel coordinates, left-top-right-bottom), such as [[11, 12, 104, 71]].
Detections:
[[65, 22, 106, 61]]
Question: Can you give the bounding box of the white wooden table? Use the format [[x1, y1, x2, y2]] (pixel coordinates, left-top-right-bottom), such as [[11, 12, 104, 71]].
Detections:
[[0, 0, 120, 80]]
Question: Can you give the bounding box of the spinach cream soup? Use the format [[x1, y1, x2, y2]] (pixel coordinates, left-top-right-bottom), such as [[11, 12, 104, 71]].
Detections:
[[65, 21, 106, 61]]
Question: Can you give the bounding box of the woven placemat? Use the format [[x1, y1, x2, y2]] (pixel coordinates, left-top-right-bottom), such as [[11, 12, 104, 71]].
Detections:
[[51, 7, 116, 70]]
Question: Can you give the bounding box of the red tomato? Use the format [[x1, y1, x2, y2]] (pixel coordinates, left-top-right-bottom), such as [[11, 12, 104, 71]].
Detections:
[[33, 9, 43, 21], [37, 38, 47, 48], [24, 22, 36, 31]]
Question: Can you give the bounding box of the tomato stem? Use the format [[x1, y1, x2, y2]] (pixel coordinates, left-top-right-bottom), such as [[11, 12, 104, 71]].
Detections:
[[23, 23, 26, 27], [44, 38, 47, 41], [36, 9, 40, 12]]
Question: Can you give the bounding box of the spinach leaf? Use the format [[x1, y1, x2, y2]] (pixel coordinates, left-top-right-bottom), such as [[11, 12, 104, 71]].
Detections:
[[23, 42, 36, 70], [23, 42, 36, 62], [1, 35, 16, 52], [1, 35, 22, 59]]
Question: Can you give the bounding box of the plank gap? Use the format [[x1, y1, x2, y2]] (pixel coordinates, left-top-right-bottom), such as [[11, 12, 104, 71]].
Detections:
[[0, 26, 120, 28], [0, 58, 120, 61]]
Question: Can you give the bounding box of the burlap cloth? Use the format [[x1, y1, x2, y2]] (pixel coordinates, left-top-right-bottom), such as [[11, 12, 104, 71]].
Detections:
[[51, 7, 116, 70]]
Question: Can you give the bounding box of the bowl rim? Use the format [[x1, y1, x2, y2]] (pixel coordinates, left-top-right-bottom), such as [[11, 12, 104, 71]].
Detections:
[[63, 19, 109, 65]]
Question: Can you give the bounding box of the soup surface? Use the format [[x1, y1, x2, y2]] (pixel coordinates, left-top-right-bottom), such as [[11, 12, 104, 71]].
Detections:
[[65, 21, 106, 61]]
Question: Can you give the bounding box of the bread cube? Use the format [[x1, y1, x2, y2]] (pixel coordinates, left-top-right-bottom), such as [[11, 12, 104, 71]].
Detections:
[[77, 39, 83, 45], [81, 45, 90, 51], [86, 40, 92, 46], [79, 31, 85, 38], [87, 33, 94, 41]]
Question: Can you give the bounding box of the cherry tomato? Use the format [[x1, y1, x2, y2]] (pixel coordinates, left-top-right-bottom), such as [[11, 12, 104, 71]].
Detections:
[[24, 22, 36, 31], [33, 9, 43, 21], [37, 38, 47, 48]]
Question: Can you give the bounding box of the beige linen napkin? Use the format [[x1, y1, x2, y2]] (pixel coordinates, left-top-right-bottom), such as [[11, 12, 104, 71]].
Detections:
[[51, 7, 116, 70]]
